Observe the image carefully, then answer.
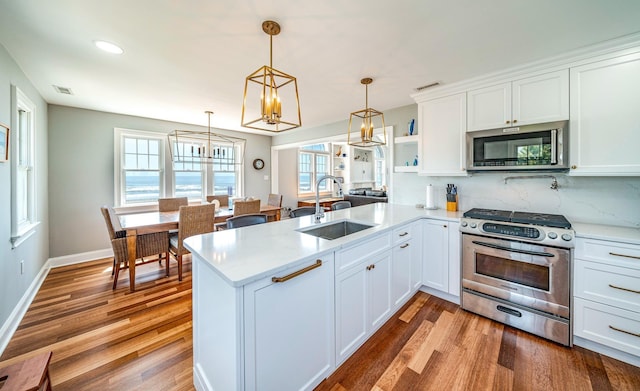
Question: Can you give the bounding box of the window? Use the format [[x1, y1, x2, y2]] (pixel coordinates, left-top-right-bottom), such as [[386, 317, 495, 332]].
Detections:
[[115, 128, 244, 208], [123, 136, 163, 203], [10, 86, 39, 247], [298, 144, 330, 195]]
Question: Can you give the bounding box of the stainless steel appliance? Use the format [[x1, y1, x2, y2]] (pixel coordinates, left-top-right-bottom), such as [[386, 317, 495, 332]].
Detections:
[[466, 121, 568, 172], [460, 208, 574, 346]]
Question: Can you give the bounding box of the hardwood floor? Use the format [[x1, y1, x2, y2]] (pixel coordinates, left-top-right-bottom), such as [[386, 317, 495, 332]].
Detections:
[[1, 257, 639, 390]]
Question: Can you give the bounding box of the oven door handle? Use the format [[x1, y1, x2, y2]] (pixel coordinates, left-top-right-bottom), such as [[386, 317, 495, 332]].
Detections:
[[472, 240, 555, 257]]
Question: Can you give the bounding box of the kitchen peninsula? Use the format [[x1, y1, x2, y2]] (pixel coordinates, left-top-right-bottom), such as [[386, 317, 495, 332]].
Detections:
[[184, 203, 461, 391]]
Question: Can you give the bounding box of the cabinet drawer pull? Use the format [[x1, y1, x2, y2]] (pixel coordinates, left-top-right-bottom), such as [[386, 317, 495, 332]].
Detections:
[[366, 264, 376, 271], [272, 260, 322, 283], [400, 243, 410, 249], [399, 232, 409, 237], [609, 284, 640, 295], [609, 325, 640, 338], [609, 252, 640, 261]]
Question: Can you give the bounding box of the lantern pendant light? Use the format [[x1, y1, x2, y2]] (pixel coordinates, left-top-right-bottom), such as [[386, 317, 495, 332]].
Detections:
[[241, 20, 301, 132], [347, 78, 386, 147]]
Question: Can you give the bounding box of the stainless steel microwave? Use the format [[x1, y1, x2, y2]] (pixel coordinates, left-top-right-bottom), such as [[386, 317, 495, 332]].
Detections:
[[466, 121, 568, 172]]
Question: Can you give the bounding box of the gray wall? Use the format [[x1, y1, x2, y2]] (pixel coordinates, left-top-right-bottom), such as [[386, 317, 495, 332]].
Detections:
[[275, 104, 640, 228], [0, 44, 49, 328], [48, 105, 272, 257]]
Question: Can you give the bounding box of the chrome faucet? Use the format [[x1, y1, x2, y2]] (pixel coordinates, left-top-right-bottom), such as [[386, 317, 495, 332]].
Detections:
[[315, 175, 342, 223]]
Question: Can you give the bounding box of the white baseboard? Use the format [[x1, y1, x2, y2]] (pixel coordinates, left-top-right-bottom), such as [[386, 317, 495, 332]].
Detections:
[[0, 259, 51, 356], [0, 247, 114, 356], [419, 286, 461, 305], [48, 248, 113, 268], [574, 336, 640, 368]]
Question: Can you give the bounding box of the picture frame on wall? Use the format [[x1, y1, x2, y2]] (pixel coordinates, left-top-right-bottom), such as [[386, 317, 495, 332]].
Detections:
[[0, 122, 8, 162]]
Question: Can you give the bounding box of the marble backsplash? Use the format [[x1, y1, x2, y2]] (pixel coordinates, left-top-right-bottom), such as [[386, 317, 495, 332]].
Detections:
[[391, 174, 640, 228]]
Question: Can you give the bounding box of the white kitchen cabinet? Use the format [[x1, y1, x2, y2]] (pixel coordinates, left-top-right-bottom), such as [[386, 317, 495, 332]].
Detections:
[[422, 220, 461, 297], [417, 92, 467, 176], [244, 254, 335, 390], [569, 52, 640, 175], [391, 222, 420, 308], [335, 234, 392, 365], [467, 69, 569, 131], [573, 236, 640, 361], [350, 147, 374, 185]]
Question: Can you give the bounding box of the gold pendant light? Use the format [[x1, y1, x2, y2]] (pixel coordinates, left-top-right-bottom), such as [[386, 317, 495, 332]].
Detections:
[[347, 78, 386, 147], [241, 20, 301, 132]]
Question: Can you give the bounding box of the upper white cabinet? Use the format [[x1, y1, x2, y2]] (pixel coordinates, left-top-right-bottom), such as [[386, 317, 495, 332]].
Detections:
[[467, 70, 569, 131], [350, 147, 374, 185], [418, 92, 467, 176], [569, 52, 640, 176]]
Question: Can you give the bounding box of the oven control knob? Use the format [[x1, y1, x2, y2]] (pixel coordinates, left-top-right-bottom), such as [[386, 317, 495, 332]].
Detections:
[[561, 233, 573, 241], [547, 232, 558, 239], [461, 221, 468, 227], [470, 223, 477, 229]]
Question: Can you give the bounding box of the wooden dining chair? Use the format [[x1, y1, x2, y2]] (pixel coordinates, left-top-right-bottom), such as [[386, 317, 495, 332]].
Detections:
[[206, 195, 229, 208], [233, 199, 261, 216], [168, 203, 216, 281], [267, 193, 283, 207], [158, 197, 188, 212], [331, 201, 352, 210], [226, 214, 268, 229], [289, 207, 316, 218], [101, 206, 169, 290]]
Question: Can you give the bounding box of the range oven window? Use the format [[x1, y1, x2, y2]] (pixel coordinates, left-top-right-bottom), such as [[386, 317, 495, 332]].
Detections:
[[475, 253, 550, 291], [473, 130, 552, 167]]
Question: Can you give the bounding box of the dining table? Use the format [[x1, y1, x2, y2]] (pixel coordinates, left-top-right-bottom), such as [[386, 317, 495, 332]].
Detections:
[[117, 204, 281, 291]]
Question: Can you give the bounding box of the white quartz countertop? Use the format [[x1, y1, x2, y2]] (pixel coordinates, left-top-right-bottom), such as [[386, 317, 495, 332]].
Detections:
[[573, 222, 640, 245], [184, 203, 462, 287]]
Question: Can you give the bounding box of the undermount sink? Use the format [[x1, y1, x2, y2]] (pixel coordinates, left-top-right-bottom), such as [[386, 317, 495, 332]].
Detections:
[[297, 220, 375, 240]]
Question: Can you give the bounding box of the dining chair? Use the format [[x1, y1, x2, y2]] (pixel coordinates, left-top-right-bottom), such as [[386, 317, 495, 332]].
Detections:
[[226, 214, 268, 229], [100, 206, 169, 290], [289, 207, 316, 218], [158, 197, 188, 212], [331, 201, 352, 210], [206, 194, 229, 208], [168, 203, 216, 281], [233, 199, 261, 216], [267, 193, 283, 207]]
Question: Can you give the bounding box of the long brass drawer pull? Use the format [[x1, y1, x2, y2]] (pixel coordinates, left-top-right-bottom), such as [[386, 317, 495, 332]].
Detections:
[[609, 284, 640, 295], [609, 252, 640, 261], [400, 243, 410, 249], [272, 260, 322, 283], [399, 232, 409, 237], [609, 325, 640, 338]]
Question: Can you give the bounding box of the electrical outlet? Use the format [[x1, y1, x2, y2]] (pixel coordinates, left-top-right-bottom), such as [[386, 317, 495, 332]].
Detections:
[[20, 260, 24, 275]]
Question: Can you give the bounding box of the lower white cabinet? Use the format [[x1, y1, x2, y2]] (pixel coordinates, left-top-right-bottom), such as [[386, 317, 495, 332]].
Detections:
[[192, 253, 335, 391], [391, 222, 422, 307], [422, 220, 460, 297], [335, 248, 392, 365], [244, 254, 335, 390], [573, 236, 640, 360]]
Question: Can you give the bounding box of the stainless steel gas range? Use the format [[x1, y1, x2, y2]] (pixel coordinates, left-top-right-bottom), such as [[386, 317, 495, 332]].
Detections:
[[459, 208, 575, 346]]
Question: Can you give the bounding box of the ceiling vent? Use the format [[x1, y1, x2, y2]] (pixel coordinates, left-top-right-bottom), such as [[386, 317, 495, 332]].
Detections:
[[414, 82, 440, 92], [53, 85, 73, 95]]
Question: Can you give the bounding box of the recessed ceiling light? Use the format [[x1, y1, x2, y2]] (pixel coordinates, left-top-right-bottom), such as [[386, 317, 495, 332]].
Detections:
[[94, 40, 124, 54]]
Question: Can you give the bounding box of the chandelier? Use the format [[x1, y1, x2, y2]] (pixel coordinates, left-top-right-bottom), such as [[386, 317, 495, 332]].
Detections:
[[241, 20, 301, 132], [347, 78, 386, 147], [168, 111, 245, 165]]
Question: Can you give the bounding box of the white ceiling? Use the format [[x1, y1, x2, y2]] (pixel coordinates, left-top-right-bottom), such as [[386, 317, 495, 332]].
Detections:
[[1, 0, 640, 135]]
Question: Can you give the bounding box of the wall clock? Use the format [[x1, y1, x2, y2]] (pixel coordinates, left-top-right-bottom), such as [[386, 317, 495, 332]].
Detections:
[[252, 158, 265, 170]]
